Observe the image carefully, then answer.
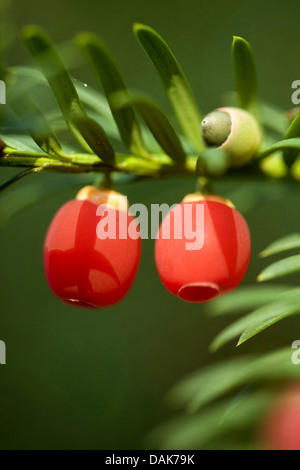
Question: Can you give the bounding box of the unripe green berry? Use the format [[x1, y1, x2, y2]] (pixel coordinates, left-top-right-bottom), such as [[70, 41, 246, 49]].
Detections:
[[201, 107, 262, 167]]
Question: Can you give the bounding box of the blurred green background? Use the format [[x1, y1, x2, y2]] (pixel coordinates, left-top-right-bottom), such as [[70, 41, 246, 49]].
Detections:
[[1, 0, 300, 450]]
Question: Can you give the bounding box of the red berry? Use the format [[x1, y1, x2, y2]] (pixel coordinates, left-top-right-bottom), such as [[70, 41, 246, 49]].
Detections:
[[44, 187, 141, 309], [258, 383, 300, 450], [155, 194, 251, 303]]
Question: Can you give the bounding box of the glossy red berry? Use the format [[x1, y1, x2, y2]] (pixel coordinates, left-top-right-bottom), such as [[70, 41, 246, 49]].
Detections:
[[44, 187, 141, 309], [155, 194, 251, 303], [258, 383, 300, 450]]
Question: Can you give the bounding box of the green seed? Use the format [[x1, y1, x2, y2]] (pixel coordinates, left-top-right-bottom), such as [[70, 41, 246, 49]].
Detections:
[[201, 110, 232, 147]]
